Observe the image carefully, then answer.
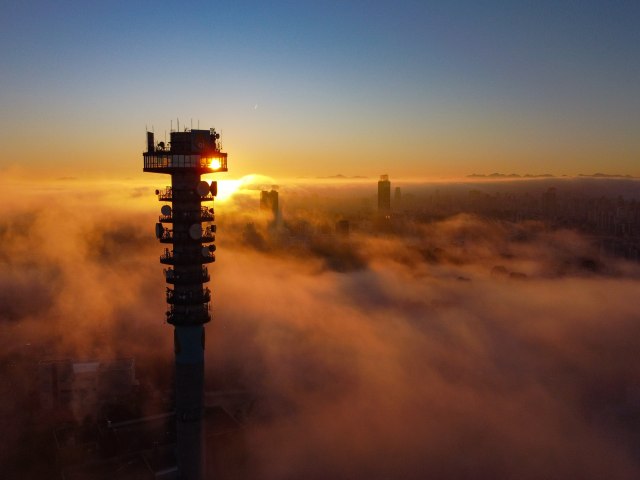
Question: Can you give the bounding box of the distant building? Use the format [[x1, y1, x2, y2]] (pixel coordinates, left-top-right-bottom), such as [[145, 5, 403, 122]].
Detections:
[[242, 222, 266, 250], [394, 186, 401, 208], [38, 358, 138, 417], [378, 175, 391, 211], [260, 188, 279, 218]]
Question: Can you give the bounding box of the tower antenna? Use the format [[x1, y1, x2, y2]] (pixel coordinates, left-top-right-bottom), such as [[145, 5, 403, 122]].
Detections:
[[143, 123, 228, 480]]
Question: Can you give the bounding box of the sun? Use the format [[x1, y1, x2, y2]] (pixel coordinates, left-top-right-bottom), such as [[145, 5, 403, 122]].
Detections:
[[215, 179, 242, 201], [202, 174, 274, 202], [208, 158, 222, 170]]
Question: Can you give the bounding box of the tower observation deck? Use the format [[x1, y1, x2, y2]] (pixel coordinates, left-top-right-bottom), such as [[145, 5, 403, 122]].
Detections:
[[144, 127, 227, 480]]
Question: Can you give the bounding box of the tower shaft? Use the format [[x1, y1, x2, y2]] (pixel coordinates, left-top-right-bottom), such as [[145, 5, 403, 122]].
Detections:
[[172, 170, 207, 480]]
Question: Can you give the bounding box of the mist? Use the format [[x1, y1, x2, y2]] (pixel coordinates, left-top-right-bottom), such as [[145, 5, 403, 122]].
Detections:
[[1, 177, 639, 478]]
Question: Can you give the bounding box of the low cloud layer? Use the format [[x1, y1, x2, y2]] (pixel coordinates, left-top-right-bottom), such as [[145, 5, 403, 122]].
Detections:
[[1, 179, 639, 478], [213, 230, 640, 479]]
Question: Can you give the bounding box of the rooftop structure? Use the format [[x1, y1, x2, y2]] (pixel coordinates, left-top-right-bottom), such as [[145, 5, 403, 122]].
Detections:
[[143, 129, 227, 174]]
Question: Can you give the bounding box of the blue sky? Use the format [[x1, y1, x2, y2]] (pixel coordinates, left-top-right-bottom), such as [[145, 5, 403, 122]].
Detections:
[[1, 0, 639, 178]]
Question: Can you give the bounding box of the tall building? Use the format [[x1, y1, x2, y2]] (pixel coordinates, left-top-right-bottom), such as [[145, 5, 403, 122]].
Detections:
[[394, 186, 401, 206], [260, 187, 280, 229], [144, 127, 228, 480], [260, 188, 279, 217], [378, 174, 391, 211]]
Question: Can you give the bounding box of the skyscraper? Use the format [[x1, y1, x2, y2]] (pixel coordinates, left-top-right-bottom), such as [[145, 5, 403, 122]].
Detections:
[[378, 174, 391, 211], [394, 186, 402, 208], [260, 188, 279, 217]]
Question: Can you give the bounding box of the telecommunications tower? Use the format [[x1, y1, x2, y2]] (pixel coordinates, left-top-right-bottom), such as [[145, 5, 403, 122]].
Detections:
[[144, 127, 228, 479]]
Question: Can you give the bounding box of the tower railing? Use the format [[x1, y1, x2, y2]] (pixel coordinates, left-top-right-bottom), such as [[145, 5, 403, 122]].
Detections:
[[167, 287, 211, 305], [144, 152, 227, 172], [160, 249, 215, 265], [159, 229, 216, 244], [157, 187, 214, 202], [164, 267, 210, 285], [159, 206, 214, 223]]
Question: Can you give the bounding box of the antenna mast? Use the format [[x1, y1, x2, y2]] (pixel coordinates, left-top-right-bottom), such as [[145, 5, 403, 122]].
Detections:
[[143, 124, 228, 480]]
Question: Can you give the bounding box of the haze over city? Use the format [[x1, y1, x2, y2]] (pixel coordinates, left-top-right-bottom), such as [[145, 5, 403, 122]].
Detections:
[[1, 1, 640, 479]]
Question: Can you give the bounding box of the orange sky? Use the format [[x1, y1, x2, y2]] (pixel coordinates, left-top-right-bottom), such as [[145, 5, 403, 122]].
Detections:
[[1, 1, 639, 180]]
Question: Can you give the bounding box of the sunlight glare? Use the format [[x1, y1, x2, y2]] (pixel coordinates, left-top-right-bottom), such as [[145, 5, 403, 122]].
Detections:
[[203, 174, 271, 202], [215, 179, 242, 201]]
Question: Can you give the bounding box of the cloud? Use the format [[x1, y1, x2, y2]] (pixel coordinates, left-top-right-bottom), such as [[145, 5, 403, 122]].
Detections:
[[1, 177, 639, 478], [208, 202, 640, 478], [211, 245, 640, 479]]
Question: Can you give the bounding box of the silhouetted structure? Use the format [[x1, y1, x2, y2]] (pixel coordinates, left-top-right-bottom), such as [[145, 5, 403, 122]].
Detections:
[[39, 358, 138, 416], [394, 186, 402, 208], [144, 127, 227, 480], [378, 175, 391, 211], [260, 188, 279, 217]]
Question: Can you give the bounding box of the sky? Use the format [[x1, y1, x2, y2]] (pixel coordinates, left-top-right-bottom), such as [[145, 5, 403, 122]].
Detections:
[[1, 0, 639, 179]]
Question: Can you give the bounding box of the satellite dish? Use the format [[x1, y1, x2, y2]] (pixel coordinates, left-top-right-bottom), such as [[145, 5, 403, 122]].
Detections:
[[210, 181, 218, 197], [196, 181, 210, 196], [202, 246, 210, 257], [210, 225, 217, 233], [155, 189, 160, 195], [161, 205, 171, 216], [155, 223, 163, 239], [208, 244, 217, 252], [189, 224, 202, 240]]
